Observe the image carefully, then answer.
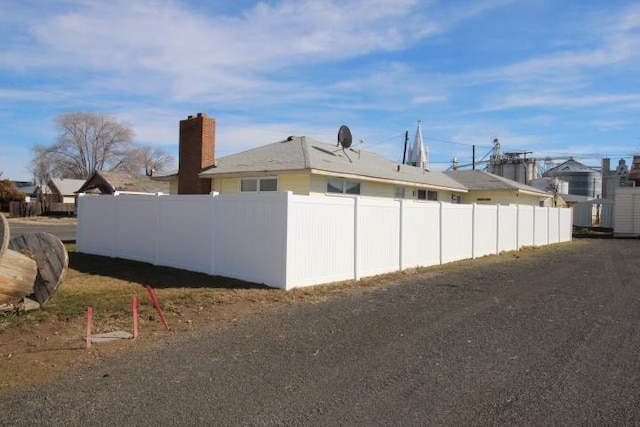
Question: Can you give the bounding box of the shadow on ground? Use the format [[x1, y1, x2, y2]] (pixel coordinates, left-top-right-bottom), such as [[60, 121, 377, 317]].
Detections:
[[68, 251, 267, 290], [572, 227, 613, 239]]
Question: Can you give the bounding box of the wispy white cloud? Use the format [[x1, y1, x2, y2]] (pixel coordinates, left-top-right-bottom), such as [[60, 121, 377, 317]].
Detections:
[[486, 93, 640, 111]]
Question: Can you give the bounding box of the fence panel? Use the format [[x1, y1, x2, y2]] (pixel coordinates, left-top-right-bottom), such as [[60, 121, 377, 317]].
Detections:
[[559, 208, 573, 242], [115, 194, 159, 264], [517, 205, 534, 247], [497, 205, 518, 252], [76, 195, 118, 256], [357, 198, 401, 278], [214, 193, 288, 287], [401, 201, 441, 269], [548, 207, 560, 244], [533, 207, 549, 246], [286, 195, 355, 287], [441, 203, 473, 263], [156, 195, 215, 274], [473, 204, 498, 258]]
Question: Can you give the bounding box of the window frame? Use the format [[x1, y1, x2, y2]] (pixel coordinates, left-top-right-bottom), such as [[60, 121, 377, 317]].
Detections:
[[326, 177, 361, 195], [240, 176, 278, 193]]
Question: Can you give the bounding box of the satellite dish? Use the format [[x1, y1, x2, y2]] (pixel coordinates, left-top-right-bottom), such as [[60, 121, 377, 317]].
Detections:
[[337, 125, 352, 149]]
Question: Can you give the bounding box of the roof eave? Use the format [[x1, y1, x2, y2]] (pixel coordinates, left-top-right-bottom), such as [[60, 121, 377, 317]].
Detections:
[[309, 169, 468, 193]]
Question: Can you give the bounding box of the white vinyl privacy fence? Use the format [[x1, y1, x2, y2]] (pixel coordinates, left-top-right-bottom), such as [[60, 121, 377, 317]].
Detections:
[[77, 193, 573, 290]]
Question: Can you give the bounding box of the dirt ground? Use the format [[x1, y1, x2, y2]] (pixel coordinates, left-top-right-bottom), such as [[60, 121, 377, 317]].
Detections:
[[0, 234, 581, 399]]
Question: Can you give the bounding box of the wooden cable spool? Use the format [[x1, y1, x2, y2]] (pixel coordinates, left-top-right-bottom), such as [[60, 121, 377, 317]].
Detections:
[[0, 214, 37, 305], [9, 232, 68, 306]]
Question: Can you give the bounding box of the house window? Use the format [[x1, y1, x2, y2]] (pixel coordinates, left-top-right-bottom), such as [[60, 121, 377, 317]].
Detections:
[[451, 194, 461, 204], [417, 189, 438, 201], [327, 178, 360, 195], [394, 186, 405, 199], [259, 178, 278, 192], [240, 177, 278, 192]]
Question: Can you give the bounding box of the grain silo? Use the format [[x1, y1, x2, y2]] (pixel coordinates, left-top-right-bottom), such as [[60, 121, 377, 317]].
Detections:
[[543, 159, 601, 197]]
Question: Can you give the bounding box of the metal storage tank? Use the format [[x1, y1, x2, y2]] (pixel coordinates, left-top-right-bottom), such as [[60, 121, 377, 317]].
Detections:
[[543, 159, 601, 197]]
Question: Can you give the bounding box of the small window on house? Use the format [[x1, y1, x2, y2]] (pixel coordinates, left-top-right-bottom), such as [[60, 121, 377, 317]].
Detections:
[[394, 186, 405, 199], [427, 190, 438, 201], [417, 189, 427, 200], [259, 178, 278, 192], [327, 178, 344, 193], [241, 178, 258, 192], [326, 178, 360, 195], [241, 177, 278, 192], [451, 194, 461, 204], [345, 180, 360, 195]]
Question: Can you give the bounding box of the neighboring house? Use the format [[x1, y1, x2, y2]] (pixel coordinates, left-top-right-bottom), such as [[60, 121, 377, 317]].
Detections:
[[76, 171, 170, 195], [11, 181, 38, 200], [444, 170, 552, 206], [47, 178, 85, 203], [152, 113, 560, 206], [200, 136, 467, 201], [154, 113, 468, 201]]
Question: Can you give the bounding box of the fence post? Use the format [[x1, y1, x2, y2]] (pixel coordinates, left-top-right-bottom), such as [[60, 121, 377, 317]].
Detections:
[[353, 196, 361, 280], [210, 192, 219, 277], [282, 191, 291, 289], [398, 199, 404, 270], [471, 203, 477, 259], [76, 193, 84, 252], [516, 204, 520, 250], [495, 204, 500, 254], [547, 207, 551, 245], [112, 192, 120, 258], [155, 193, 162, 266], [439, 201, 444, 265]]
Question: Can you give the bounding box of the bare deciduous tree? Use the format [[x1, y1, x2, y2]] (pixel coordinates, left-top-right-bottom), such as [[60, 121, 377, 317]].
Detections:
[[113, 146, 175, 176], [48, 112, 133, 179], [31, 112, 174, 179], [29, 145, 56, 187]]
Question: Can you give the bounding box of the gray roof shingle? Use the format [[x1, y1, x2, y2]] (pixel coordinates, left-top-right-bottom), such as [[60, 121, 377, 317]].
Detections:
[[444, 170, 550, 196], [200, 136, 467, 191], [48, 178, 85, 196]]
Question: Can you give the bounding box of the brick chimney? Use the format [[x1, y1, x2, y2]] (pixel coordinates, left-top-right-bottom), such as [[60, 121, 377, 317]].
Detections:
[[178, 113, 215, 194]]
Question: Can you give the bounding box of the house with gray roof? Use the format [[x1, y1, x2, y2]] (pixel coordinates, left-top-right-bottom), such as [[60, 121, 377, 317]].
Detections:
[[153, 113, 554, 206], [47, 178, 85, 203], [199, 135, 467, 201]]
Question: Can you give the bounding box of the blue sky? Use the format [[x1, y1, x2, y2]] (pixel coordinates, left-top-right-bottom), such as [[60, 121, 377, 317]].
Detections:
[[1, 0, 639, 181]]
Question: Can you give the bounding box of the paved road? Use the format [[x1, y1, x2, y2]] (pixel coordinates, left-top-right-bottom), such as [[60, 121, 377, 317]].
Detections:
[[2, 238, 639, 426], [7, 220, 76, 242]]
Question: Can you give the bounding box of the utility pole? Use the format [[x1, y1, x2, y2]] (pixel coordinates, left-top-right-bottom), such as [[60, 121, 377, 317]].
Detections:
[[472, 145, 476, 170], [402, 131, 408, 164]]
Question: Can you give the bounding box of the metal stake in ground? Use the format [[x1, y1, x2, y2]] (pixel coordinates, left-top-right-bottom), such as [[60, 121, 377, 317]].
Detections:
[[146, 285, 170, 331], [132, 296, 139, 339], [86, 307, 93, 349]]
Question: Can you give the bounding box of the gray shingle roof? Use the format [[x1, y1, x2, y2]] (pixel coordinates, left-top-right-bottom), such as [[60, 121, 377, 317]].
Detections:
[[48, 178, 85, 196], [444, 170, 550, 196], [200, 136, 467, 191]]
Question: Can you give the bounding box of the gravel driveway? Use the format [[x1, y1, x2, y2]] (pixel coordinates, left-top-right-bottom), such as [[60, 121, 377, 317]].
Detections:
[[2, 238, 639, 426]]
